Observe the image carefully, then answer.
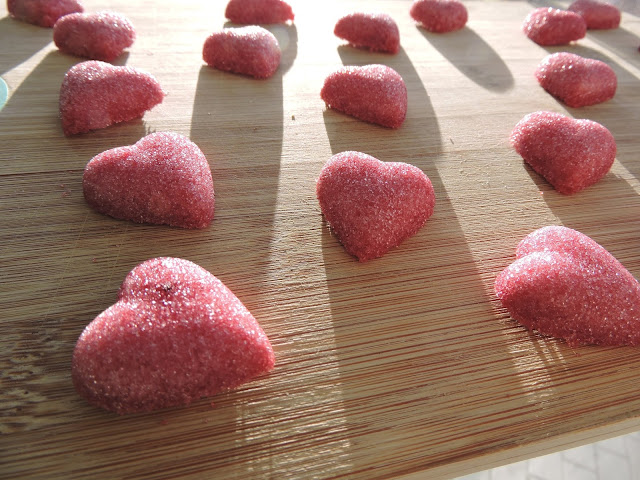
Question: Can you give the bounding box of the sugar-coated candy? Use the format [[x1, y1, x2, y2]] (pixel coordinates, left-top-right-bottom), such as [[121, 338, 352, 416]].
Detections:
[[53, 12, 135, 62], [334, 12, 400, 54], [59, 60, 164, 135], [410, 0, 468, 33], [316, 151, 435, 262], [203, 26, 281, 79], [568, 0, 621, 29], [510, 111, 616, 195], [72, 257, 275, 414], [83, 132, 215, 229], [321, 64, 407, 129], [7, 0, 83, 28], [523, 7, 587, 46], [495, 226, 640, 347], [225, 0, 294, 24]]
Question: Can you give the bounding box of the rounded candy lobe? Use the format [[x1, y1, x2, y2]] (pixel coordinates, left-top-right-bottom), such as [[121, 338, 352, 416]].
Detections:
[[523, 7, 587, 46], [8, 0, 83, 28], [568, 0, 621, 30], [224, 0, 294, 24], [334, 12, 400, 54], [410, 0, 468, 33]]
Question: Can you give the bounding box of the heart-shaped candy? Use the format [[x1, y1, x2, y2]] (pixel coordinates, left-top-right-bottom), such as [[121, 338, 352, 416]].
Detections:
[[535, 52, 617, 108], [321, 64, 407, 129], [8, 0, 83, 28], [317, 151, 435, 262], [523, 7, 587, 46], [495, 226, 640, 347], [59, 60, 164, 135], [225, 0, 294, 24], [334, 12, 400, 54], [53, 11, 136, 62], [72, 257, 275, 414], [410, 0, 468, 33], [83, 132, 215, 229], [510, 111, 616, 194], [568, 0, 621, 30]]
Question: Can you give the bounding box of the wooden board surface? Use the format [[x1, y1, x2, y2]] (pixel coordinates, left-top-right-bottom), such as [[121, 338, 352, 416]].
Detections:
[[1, 1, 640, 478]]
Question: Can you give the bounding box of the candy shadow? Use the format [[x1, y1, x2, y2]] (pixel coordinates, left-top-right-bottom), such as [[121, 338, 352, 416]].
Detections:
[[416, 26, 514, 92], [0, 16, 53, 75], [587, 27, 640, 68]]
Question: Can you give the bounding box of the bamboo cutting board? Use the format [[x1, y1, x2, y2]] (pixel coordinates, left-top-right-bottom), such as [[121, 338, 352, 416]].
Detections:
[[1, 1, 640, 478]]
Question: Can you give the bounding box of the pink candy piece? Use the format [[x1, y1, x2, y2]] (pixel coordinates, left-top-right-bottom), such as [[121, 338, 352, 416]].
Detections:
[[72, 257, 275, 414], [203, 26, 281, 79], [510, 111, 616, 195], [523, 7, 587, 46], [225, 0, 294, 24], [334, 12, 400, 54], [568, 0, 621, 29], [535, 52, 617, 107], [59, 60, 164, 135], [7, 0, 83, 28], [495, 226, 640, 347], [321, 64, 407, 129], [316, 151, 435, 262], [83, 132, 215, 229], [410, 0, 468, 33], [53, 11, 135, 62]]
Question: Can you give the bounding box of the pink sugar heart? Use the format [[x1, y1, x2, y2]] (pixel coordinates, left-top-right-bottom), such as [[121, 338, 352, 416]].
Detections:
[[535, 52, 617, 108], [72, 257, 275, 414], [510, 111, 616, 195], [60, 60, 164, 136], [224, 0, 294, 24], [83, 132, 215, 229], [523, 7, 587, 46], [321, 64, 407, 129], [8, 0, 83, 28], [495, 226, 640, 347], [53, 11, 136, 62], [316, 151, 435, 262], [568, 0, 621, 30], [334, 12, 400, 54], [203, 26, 281, 79], [410, 0, 468, 33]]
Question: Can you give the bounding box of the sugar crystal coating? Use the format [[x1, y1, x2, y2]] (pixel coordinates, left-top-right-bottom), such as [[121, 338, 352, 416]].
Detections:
[[535, 52, 617, 107], [225, 0, 294, 24], [523, 7, 587, 46], [203, 26, 281, 79], [72, 257, 275, 414], [334, 12, 400, 54], [316, 151, 435, 262], [510, 111, 616, 194], [495, 226, 640, 347], [410, 0, 468, 33], [321, 64, 407, 129], [59, 60, 164, 135], [8, 0, 83, 27], [568, 0, 621, 29], [53, 11, 135, 62], [83, 132, 215, 229]]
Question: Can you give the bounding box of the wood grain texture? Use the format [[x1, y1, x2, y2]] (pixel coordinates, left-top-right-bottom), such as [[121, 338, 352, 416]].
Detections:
[[1, 1, 639, 478]]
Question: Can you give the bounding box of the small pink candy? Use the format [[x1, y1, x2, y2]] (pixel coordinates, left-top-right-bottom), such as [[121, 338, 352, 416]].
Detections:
[[568, 0, 621, 30], [7, 0, 83, 28], [203, 26, 281, 79], [334, 12, 400, 54], [523, 7, 587, 46], [224, 0, 294, 24], [410, 0, 468, 33], [53, 11, 135, 62]]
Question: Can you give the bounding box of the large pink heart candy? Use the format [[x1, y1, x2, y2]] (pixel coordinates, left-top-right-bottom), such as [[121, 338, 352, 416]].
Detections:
[[72, 257, 275, 414], [523, 7, 586, 46], [495, 226, 640, 347], [334, 12, 400, 54], [317, 151, 435, 262], [510, 111, 616, 195]]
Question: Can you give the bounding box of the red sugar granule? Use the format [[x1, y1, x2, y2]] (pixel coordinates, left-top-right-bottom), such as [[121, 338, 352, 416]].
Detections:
[[495, 226, 640, 347], [334, 12, 400, 54], [225, 0, 294, 24], [535, 52, 617, 107], [53, 11, 135, 62], [321, 64, 407, 129], [510, 111, 616, 194], [410, 0, 468, 33], [59, 60, 164, 135], [203, 26, 281, 79], [523, 7, 587, 46], [568, 0, 621, 29], [7, 0, 83, 28], [72, 257, 275, 414], [316, 151, 435, 262], [83, 132, 215, 229]]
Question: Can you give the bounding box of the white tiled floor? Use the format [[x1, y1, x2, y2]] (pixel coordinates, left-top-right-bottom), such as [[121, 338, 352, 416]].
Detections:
[[456, 432, 640, 480]]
